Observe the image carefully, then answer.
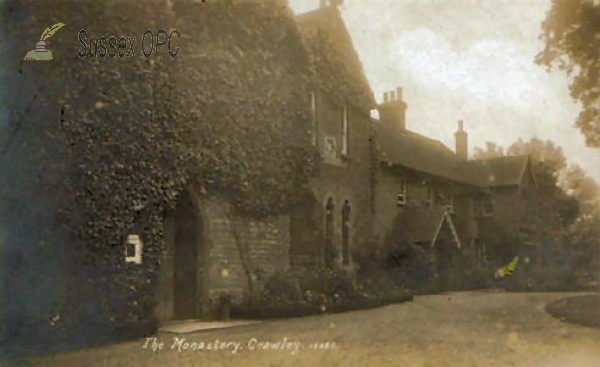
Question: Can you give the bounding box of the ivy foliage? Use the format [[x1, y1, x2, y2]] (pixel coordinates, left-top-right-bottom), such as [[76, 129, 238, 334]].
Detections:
[[0, 0, 319, 337], [170, 0, 317, 217], [297, 7, 375, 112]]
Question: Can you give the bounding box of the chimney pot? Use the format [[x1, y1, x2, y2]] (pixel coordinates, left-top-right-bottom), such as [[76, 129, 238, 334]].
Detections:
[[455, 120, 468, 160], [396, 87, 403, 101], [377, 85, 407, 132]]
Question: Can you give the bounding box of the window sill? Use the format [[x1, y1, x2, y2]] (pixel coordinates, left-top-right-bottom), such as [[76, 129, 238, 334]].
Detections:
[[322, 155, 347, 167]]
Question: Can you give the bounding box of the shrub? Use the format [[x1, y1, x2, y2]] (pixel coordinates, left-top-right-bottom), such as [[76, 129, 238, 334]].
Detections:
[[259, 272, 303, 307]]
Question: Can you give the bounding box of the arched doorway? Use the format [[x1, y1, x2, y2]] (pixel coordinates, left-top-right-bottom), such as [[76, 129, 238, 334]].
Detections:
[[324, 197, 335, 268], [173, 194, 204, 320], [341, 200, 351, 266]]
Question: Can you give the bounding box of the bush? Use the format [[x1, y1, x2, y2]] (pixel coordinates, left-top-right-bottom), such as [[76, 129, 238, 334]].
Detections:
[[259, 272, 303, 307], [357, 241, 436, 294]]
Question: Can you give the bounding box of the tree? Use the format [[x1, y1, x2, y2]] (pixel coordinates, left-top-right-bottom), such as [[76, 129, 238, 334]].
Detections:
[[507, 138, 567, 173], [537, 0, 600, 147], [560, 164, 600, 208], [472, 141, 504, 159]]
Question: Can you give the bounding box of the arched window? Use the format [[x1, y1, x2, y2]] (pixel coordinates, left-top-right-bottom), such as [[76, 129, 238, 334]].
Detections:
[[324, 197, 335, 268], [341, 200, 351, 265]]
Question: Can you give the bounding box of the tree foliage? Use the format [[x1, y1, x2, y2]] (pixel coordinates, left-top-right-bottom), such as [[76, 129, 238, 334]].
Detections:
[[507, 138, 567, 172], [560, 164, 600, 207], [538, 0, 600, 146], [472, 141, 504, 159]]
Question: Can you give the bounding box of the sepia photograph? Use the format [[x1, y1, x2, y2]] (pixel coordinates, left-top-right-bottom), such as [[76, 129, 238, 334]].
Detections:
[[1, 0, 599, 366]]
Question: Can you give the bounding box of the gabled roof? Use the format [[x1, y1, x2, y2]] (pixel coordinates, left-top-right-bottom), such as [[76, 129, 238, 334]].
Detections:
[[296, 6, 375, 111], [375, 121, 476, 185], [391, 207, 461, 248], [392, 207, 447, 245], [376, 121, 533, 189], [470, 155, 532, 188]]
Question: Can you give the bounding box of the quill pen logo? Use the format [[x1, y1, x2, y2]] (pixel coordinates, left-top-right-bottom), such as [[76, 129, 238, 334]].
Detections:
[[23, 23, 65, 61]]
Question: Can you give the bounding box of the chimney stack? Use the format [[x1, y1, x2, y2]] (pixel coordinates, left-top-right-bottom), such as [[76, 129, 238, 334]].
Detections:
[[455, 120, 468, 160], [377, 86, 408, 132]]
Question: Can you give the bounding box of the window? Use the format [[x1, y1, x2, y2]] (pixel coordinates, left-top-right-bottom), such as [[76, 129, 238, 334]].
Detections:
[[473, 239, 487, 263], [341, 105, 349, 157], [439, 190, 453, 212], [482, 195, 494, 216], [323, 136, 337, 159], [396, 176, 407, 206], [309, 91, 317, 146], [426, 185, 435, 206], [125, 234, 143, 264], [474, 195, 494, 217], [341, 200, 351, 266], [324, 198, 335, 268]]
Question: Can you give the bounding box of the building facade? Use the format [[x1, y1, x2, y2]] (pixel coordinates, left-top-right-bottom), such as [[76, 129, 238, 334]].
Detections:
[[151, 1, 559, 321]]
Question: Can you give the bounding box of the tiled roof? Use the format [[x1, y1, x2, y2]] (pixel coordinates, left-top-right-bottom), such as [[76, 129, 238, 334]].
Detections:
[[391, 207, 447, 244], [471, 155, 529, 187], [391, 207, 463, 246], [376, 121, 530, 188]]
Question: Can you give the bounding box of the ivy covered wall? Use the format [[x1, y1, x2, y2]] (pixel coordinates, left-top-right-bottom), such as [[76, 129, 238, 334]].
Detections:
[[0, 0, 320, 352]]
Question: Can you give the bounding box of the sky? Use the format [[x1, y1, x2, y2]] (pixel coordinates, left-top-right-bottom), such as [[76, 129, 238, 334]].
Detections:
[[289, 0, 600, 184]]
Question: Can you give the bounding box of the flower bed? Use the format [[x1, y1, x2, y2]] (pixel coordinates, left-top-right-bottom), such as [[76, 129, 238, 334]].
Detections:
[[545, 295, 600, 329], [231, 292, 413, 320]]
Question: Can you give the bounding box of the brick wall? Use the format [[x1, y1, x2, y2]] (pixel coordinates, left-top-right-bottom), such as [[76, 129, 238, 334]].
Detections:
[[155, 194, 290, 322], [373, 167, 478, 249], [203, 197, 290, 307], [300, 90, 373, 267]]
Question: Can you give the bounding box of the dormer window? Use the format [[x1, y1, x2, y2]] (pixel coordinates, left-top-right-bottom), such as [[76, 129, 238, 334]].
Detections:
[[396, 176, 407, 206], [341, 105, 349, 157]]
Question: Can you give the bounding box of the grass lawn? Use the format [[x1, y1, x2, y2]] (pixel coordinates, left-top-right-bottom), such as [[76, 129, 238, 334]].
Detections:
[[545, 294, 600, 329]]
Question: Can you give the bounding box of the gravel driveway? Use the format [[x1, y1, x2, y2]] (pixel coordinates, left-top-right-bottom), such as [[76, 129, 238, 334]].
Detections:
[[25, 291, 600, 367]]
